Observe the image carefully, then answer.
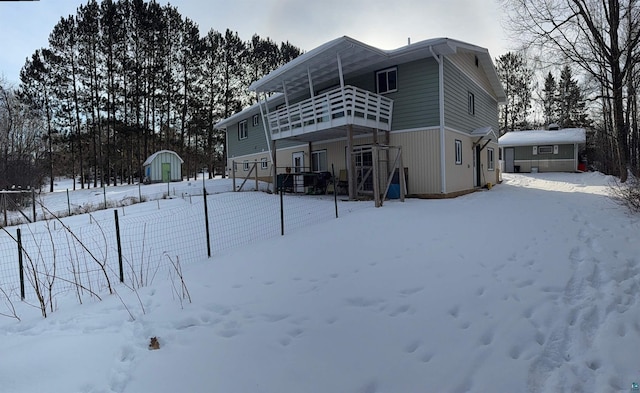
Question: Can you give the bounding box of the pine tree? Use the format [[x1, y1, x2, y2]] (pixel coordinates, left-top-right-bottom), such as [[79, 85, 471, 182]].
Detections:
[[495, 52, 533, 133], [541, 72, 558, 127], [557, 65, 589, 128]]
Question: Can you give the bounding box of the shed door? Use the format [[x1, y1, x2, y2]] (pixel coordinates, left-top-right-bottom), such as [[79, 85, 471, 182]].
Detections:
[[505, 148, 515, 173], [162, 163, 171, 182]]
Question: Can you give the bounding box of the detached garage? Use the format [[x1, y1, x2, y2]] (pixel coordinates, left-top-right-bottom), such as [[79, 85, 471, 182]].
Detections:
[[142, 150, 183, 183], [499, 128, 586, 173]]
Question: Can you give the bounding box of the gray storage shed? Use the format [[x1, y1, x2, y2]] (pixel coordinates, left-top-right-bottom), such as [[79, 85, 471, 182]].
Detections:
[[142, 150, 183, 183], [499, 128, 586, 173]]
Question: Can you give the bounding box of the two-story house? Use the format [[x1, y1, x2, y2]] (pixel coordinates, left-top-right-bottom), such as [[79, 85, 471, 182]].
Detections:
[[215, 36, 505, 198]]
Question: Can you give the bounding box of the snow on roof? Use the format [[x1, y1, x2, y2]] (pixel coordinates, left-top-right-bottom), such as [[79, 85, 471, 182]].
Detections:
[[143, 150, 184, 166], [498, 128, 586, 146]]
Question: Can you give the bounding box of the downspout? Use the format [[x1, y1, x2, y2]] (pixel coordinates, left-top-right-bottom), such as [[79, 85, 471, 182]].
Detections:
[[430, 46, 446, 194]]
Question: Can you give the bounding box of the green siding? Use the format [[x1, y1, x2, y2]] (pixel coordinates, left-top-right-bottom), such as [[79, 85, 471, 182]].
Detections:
[[443, 57, 499, 133], [388, 59, 440, 130], [226, 115, 270, 158], [313, 58, 440, 130], [514, 144, 575, 160]]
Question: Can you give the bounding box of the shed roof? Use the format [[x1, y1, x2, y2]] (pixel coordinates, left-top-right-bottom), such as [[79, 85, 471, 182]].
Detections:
[[143, 150, 184, 166], [498, 129, 586, 147]]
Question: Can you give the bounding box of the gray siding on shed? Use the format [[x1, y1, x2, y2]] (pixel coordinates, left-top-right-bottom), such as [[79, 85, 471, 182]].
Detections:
[[443, 57, 499, 133], [514, 144, 575, 160]]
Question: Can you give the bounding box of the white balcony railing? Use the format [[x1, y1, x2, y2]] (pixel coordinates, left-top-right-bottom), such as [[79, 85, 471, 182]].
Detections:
[[266, 85, 393, 140]]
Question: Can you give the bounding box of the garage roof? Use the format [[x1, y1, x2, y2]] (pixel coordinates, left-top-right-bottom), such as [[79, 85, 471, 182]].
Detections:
[[499, 129, 586, 147]]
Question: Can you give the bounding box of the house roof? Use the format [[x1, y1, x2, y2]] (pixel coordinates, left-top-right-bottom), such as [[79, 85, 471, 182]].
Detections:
[[214, 93, 285, 129], [249, 36, 506, 102], [143, 150, 184, 166], [498, 128, 586, 147]]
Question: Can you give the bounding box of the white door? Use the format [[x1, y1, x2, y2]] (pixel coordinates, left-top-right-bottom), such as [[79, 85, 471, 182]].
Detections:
[[292, 152, 305, 193]]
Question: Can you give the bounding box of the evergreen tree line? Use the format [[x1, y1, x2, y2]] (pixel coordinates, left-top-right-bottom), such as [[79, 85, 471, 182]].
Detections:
[[6, 0, 302, 192]]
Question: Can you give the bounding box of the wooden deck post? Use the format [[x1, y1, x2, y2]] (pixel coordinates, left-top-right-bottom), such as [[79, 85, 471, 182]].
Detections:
[[272, 140, 277, 192], [347, 124, 355, 200], [372, 145, 380, 207], [232, 160, 236, 192], [399, 146, 406, 202]]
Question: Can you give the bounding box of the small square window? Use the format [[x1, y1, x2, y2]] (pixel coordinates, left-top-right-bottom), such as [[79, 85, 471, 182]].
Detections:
[[468, 92, 475, 115], [455, 140, 462, 165], [487, 148, 495, 171], [376, 67, 398, 94], [252, 114, 259, 127], [243, 160, 249, 171], [261, 158, 268, 170], [238, 120, 248, 140]]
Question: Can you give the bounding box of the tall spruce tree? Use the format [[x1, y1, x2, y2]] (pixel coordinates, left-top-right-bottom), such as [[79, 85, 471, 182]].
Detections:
[[495, 52, 533, 133]]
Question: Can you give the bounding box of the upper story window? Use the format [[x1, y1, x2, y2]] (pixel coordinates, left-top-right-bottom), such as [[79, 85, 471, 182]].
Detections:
[[252, 114, 259, 127], [376, 67, 397, 94], [238, 120, 248, 140], [468, 92, 475, 115]]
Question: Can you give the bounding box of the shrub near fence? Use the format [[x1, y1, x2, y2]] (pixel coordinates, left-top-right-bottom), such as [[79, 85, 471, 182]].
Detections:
[[0, 188, 373, 311]]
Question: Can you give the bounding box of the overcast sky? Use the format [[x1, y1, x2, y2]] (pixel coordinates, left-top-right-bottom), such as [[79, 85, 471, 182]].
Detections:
[[0, 0, 512, 86]]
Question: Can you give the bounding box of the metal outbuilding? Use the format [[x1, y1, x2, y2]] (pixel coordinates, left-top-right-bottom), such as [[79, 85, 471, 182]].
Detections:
[[142, 150, 183, 183], [499, 128, 586, 173]]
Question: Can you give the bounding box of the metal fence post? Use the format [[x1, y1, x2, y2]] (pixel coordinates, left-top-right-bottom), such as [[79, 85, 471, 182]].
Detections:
[[17, 228, 25, 300], [203, 187, 211, 258], [114, 210, 124, 283], [67, 189, 71, 216], [280, 178, 284, 236]]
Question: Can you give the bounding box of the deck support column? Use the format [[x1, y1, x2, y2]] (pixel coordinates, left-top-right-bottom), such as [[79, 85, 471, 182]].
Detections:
[[347, 124, 355, 200], [272, 139, 277, 190]]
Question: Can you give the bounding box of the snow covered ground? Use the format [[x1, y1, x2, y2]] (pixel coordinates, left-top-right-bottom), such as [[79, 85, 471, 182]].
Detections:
[[1, 172, 639, 393]]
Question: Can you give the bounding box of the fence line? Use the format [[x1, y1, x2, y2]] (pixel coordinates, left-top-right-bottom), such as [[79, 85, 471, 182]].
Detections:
[[0, 189, 373, 306]]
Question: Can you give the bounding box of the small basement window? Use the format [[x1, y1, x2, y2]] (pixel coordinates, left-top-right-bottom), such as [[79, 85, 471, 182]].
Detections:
[[455, 140, 462, 165], [261, 157, 268, 170]]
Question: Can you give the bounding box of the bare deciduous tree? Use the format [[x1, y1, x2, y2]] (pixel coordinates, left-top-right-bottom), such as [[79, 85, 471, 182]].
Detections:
[[503, 0, 640, 180]]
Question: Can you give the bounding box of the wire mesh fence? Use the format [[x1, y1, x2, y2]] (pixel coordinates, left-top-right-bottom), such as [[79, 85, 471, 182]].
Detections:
[[0, 187, 373, 307]]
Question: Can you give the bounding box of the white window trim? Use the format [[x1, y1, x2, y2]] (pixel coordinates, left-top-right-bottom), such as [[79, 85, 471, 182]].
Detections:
[[468, 92, 475, 115], [238, 120, 248, 140], [252, 114, 259, 127], [538, 145, 553, 154], [243, 160, 249, 171], [487, 147, 495, 171], [455, 140, 462, 165], [376, 67, 398, 94], [311, 150, 327, 172], [261, 157, 268, 170]]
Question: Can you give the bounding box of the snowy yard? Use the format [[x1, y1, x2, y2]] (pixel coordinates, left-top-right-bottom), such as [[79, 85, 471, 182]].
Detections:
[[1, 172, 639, 392]]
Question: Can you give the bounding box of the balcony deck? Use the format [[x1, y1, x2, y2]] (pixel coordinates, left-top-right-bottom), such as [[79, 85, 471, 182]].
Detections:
[[266, 86, 393, 142]]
